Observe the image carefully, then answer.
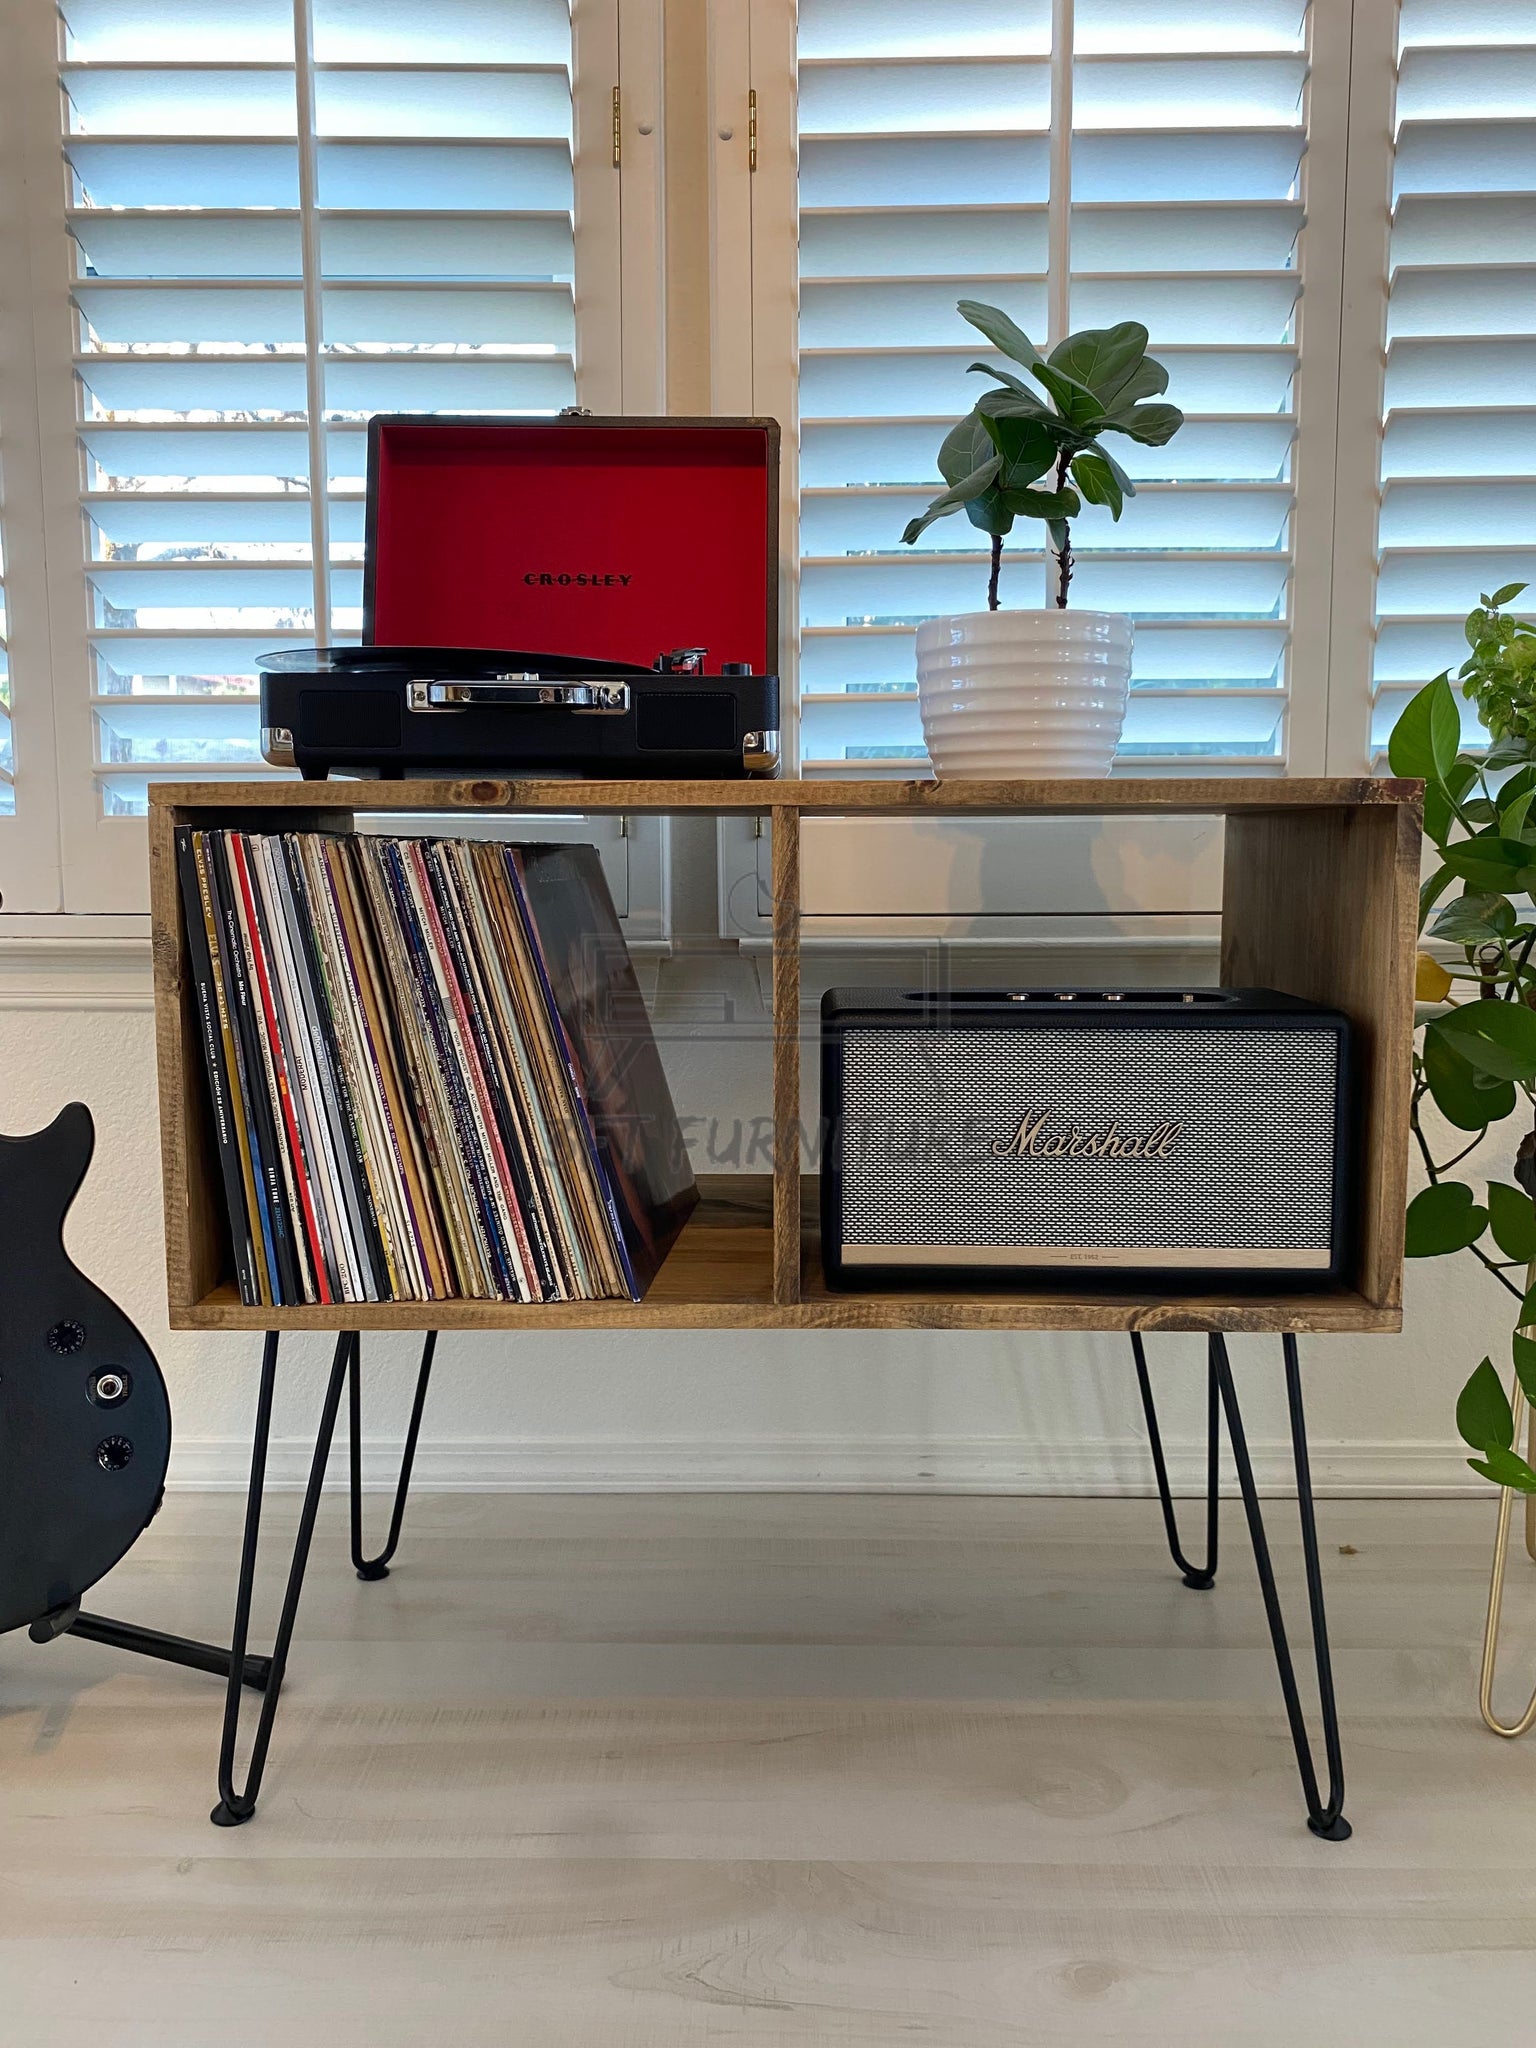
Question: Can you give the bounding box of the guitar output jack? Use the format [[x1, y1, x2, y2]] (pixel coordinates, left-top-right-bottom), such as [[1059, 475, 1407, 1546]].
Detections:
[[89, 1370, 131, 1408]]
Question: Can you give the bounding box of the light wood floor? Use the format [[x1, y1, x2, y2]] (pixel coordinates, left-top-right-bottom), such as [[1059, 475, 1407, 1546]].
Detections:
[[4, 1491, 1536, 2046]]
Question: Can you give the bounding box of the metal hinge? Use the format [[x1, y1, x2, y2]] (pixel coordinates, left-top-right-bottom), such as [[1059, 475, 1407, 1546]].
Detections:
[[612, 85, 621, 168], [748, 88, 757, 172]]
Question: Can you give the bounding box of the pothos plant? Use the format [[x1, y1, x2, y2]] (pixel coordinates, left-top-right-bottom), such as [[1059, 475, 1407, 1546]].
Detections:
[[899, 299, 1184, 610], [1393, 585, 1536, 1490]]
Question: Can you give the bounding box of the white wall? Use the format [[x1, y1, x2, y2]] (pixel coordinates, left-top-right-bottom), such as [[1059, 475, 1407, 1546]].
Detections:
[[0, 925, 1511, 1498]]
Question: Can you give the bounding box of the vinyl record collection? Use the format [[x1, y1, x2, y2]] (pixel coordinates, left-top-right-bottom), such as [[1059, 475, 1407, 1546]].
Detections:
[[176, 829, 697, 1307]]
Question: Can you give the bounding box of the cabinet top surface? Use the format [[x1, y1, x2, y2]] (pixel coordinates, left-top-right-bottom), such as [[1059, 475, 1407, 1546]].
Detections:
[[151, 775, 1422, 817]]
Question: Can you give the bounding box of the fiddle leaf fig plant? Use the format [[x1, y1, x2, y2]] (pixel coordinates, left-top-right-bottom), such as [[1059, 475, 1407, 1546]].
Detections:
[[1393, 585, 1536, 1491], [900, 298, 1184, 611]]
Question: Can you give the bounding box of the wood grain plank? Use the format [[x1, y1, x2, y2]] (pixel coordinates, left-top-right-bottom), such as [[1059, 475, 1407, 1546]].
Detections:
[[147, 776, 1422, 818], [771, 807, 802, 1304]]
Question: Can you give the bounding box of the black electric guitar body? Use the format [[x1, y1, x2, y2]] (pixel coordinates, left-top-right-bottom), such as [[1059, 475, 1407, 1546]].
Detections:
[[0, 1103, 171, 1637]]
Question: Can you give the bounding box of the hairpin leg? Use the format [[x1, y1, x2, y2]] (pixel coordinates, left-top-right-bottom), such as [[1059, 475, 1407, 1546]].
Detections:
[[210, 1328, 349, 1829], [1477, 1372, 1536, 1738], [1131, 1330, 1218, 1589], [1211, 1330, 1351, 1842], [348, 1331, 435, 1581]]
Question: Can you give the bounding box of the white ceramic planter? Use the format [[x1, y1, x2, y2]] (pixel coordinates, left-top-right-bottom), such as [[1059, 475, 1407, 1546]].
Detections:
[[915, 609, 1133, 778]]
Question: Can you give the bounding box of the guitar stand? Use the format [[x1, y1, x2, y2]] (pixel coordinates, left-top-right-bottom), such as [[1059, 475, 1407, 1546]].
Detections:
[[1134, 1330, 1351, 1842], [27, 1603, 273, 1692], [199, 1324, 1348, 1842], [211, 1326, 436, 1827]]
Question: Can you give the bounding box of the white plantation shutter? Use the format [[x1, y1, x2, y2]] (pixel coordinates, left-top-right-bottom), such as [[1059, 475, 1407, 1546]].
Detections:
[[793, 0, 1318, 777], [58, 0, 579, 839], [1371, 0, 1536, 759]]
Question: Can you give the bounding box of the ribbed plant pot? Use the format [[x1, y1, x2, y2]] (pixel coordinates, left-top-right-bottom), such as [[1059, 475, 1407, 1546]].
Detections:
[[915, 609, 1133, 778]]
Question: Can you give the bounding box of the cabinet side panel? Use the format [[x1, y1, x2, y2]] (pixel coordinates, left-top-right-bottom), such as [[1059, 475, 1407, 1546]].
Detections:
[[771, 807, 802, 1303], [1221, 802, 1420, 1311], [149, 802, 227, 1319]]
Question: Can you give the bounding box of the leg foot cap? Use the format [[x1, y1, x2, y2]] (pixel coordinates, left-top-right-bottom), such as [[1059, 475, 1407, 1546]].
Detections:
[[355, 1560, 390, 1582], [210, 1800, 253, 1828], [1181, 1570, 1216, 1591], [1307, 1813, 1352, 1843]]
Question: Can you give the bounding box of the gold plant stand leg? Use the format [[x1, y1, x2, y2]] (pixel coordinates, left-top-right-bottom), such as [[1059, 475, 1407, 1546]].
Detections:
[[1480, 1308, 1536, 1738]]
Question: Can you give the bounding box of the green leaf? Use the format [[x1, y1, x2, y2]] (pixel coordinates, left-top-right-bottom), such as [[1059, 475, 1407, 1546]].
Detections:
[[1458, 1356, 1515, 1452], [1047, 322, 1148, 403], [1070, 450, 1124, 519], [1434, 997, 1536, 1082], [1482, 738, 1533, 771], [957, 299, 1048, 372], [1087, 355, 1169, 414], [980, 410, 1060, 491], [1388, 674, 1462, 781], [1420, 864, 1455, 926], [1489, 1182, 1536, 1262], [1513, 1332, 1536, 1407], [1003, 484, 1081, 520], [1430, 892, 1516, 944], [1502, 787, 1536, 839], [966, 360, 1035, 397], [1468, 1446, 1536, 1491], [1439, 838, 1536, 891], [1084, 442, 1136, 499], [900, 454, 1003, 544], [937, 413, 997, 487], [957, 304, 1105, 424], [1487, 582, 1528, 609], [1105, 401, 1184, 447], [1405, 1180, 1489, 1257], [963, 490, 1014, 537], [1422, 1026, 1517, 1130], [975, 385, 1057, 428], [1517, 1285, 1536, 1330]]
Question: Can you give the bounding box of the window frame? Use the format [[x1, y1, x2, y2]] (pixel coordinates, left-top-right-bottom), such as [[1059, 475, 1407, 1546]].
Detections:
[[0, 0, 662, 920]]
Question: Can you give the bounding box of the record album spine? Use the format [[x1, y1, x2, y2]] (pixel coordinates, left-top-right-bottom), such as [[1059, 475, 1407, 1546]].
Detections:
[[208, 831, 301, 1305], [176, 828, 259, 1307]]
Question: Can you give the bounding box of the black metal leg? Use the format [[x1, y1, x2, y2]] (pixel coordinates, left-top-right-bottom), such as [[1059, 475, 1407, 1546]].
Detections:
[[1131, 1331, 1218, 1590], [348, 1331, 435, 1581], [210, 1328, 349, 1829], [1211, 1330, 1351, 1843]]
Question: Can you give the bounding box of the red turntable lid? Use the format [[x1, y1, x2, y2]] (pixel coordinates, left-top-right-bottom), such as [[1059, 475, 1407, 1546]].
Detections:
[[364, 415, 780, 674]]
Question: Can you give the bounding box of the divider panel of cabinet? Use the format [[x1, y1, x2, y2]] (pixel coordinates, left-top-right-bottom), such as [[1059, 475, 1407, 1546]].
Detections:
[[771, 807, 803, 1304]]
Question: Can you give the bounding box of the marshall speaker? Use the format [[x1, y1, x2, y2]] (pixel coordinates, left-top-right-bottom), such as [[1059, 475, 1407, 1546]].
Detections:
[[820, 988, 1352, 1289]]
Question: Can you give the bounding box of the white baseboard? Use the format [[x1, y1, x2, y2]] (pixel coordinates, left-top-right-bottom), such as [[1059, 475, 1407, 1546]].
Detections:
[[165, 1433, 1482, 1497]]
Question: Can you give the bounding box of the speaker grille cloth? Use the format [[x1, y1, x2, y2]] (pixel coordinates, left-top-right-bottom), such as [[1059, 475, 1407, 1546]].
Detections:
[[837, 1026, 1336, 1250]]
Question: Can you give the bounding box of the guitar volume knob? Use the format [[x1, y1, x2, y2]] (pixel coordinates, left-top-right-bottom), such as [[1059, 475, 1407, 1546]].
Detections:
[[47, 1320, 87, 1354], [96, 1436, 134, 1472]]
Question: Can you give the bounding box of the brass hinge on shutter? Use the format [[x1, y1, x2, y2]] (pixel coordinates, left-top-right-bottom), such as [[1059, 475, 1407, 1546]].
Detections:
[[612, 85, 621, 169], [748, 88, 757, 172]]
